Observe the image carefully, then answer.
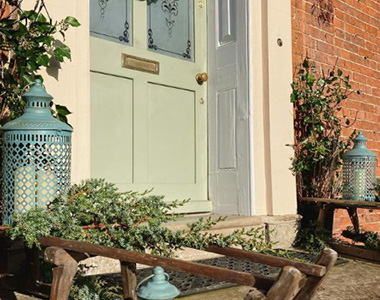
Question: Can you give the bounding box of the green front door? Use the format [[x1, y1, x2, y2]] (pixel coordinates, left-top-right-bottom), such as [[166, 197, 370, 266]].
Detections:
[[90, 0, 209, 212]]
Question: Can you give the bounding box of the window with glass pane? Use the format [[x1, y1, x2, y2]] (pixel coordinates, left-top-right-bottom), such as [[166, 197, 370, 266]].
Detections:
[[90, 0, 132, 45], [147, 0, 194, 61]]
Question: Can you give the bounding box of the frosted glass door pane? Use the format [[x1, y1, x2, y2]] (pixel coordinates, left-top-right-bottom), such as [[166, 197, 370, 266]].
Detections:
[[147, 0, 194, 61], [90, 0, 132, 45]]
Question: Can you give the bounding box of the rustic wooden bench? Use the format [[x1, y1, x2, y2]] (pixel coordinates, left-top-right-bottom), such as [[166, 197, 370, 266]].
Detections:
[[300, 197, 380, 235], [300, 197, 380, 262], [37, 237, 337, 300]]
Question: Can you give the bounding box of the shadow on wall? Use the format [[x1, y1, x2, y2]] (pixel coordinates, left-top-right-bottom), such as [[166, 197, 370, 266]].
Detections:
[[46, 41, 65, 81]]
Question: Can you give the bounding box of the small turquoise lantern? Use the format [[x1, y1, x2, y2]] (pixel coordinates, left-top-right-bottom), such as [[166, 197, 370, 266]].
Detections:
[[136, 267, 180, 300], [1, 80, 73, 224], [342, 131, 377, 201]]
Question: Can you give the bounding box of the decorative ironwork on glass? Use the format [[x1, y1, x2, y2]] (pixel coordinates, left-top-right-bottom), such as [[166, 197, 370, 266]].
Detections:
[[98, 0, 109, 18], [148, 29, 158, 50], [147, 0, 194, 61], [162, 0, 179, 36], [119, 20, 130, 43], [90, 0, 132, 45], [184, 40, 191, 59]]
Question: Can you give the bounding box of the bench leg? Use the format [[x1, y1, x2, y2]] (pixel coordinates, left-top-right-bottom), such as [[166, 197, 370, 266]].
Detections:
[[120, 261, 137, 300], [293, 248, 337, 300], [265, 266, 303, 300], [317, 205, 334, 233], [347, 207, 360, 235], [44, 247, 78, 300], [25, 245, 41, 283]]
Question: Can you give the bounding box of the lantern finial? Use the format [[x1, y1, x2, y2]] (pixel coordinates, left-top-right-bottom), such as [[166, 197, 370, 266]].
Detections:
[[136, 266, 180, 300]]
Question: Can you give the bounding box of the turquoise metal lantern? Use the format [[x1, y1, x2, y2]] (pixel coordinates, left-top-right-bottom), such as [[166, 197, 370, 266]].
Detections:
[[342, 131, 377, 201], [1, 80, 73, 224], [136, 267, 180, 300]]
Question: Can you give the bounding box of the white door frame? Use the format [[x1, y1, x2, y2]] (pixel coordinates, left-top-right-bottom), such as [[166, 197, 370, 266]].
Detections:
[[207, 0, 254, 216]]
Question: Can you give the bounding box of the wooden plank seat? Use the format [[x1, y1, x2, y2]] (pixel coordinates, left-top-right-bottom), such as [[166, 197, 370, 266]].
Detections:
[[37, 237, 337, 300]]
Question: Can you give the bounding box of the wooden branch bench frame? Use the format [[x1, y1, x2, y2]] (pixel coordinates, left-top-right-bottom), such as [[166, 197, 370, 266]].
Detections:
[[300, 197, 380, 235], [36, 237, 337, 300]]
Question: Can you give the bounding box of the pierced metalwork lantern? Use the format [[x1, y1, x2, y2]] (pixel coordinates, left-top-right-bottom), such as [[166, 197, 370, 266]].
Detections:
[[1, 80, 73, 225], [342, 131, 376, 202], [136, 266, 180, 300]]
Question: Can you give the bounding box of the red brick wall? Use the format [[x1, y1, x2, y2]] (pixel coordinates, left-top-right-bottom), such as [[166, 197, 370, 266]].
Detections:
[[291, 0, 380, 236], [333, 208, 380, 237]]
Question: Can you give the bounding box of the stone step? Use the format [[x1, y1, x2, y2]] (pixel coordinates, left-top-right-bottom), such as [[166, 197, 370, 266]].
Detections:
[[81, 214, 300, 275]]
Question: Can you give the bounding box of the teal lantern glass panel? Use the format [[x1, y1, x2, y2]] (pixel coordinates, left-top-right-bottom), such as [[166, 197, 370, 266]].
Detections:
[[90, 0, 132, 45], [2, 132, 71, 224], [147, 0, 194, 61]]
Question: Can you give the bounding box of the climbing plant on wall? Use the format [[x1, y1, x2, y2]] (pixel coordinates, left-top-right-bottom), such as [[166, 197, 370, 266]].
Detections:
[[311, 0, 334, 26], [0, 0, 79, 125], [290, 58, 354, 199]]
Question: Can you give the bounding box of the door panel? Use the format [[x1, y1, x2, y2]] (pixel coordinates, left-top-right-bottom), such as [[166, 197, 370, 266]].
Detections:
[[209, 0, 251, 215], [90, 0, 209, 212], [147, 84, 195, 184], [90, 72, 133, 184], [217, 89, 237, 170]]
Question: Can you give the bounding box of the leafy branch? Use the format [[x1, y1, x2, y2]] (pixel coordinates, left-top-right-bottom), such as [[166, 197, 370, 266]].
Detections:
[[290, 58, 355, 198], [0, 0, 79, 125], [9, 179, 271, 256]]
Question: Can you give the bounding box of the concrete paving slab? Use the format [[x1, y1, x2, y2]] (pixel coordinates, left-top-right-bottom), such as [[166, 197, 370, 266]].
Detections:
[[313, 259, 380, 300]]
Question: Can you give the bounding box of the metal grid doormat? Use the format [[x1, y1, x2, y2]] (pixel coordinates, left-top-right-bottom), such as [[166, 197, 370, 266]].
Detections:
[[104, 250, 347, 297], [136, 256, 280, 297]]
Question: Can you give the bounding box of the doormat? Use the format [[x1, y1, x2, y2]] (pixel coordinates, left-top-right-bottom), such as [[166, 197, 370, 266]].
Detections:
[[103, 250, 347, 297]]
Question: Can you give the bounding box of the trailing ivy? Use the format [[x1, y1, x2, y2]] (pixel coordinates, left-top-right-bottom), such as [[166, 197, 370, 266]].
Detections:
[[0, 0, 79, 125], [290, 58, 354, 198], [9, 179, 270, 256]]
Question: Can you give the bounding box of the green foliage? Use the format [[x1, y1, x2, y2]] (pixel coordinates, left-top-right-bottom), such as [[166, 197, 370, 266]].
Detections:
[[343, 226, 380, 252], [293, 220, 333, 253], [69, 276, 122, 300], [290, 58, 354, 198], [364, 231, 380, 251], [0, 0, 80, 125], [9, 178, 271, 299], [9, 179, 270, 256], [374, 178, 380, 202]]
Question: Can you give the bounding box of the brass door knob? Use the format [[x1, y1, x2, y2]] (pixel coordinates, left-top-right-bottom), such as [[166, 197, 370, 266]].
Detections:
[[195, 72, 208, 85]]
